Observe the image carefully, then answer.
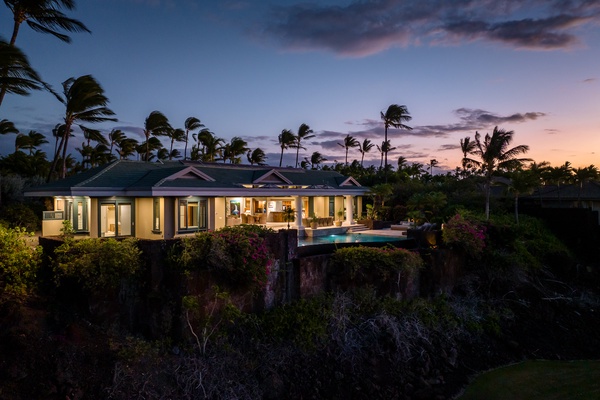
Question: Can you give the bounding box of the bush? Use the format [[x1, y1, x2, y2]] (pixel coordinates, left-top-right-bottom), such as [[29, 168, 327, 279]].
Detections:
[[0, 225, 41, 301], [54, 237, 141, 291], [0, 202, 40, 232], [175, 225, 273, 292], [442, 213, 487, 258], [331, 246, 423, 281]]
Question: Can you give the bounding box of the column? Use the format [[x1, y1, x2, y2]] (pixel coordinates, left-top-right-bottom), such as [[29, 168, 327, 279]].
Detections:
[[295, 195, 304, 231], [345, 195, 354, 225]]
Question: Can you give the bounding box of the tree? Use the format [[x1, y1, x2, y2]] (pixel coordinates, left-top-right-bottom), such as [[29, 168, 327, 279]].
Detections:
[[338, 134, 359, 165], [460, 136, 477, 171], [142, 111, 171, 162], [0, 40, 47, 106], [221, 137, 247, 164], [196, 131, 223, 162], [278, 129, 296, 167], [429, 159, 438, 176], [380, 104, 412, 180], [0, 0, 90, 105], [166, 127, 185, 160], [376, 140, 396, 170], [295, 123, 314, 168], [309, 151, 326, 169], [545, 161, 573, 205], [358, 138, 374, 167], [247, 148, 267, 165], [0, 119, 19, 138], [503, 168, 538, 224], [464, 126, 531, 220], [108, 129, 125, 158], [183, 117, 203, 160], [115, 137, 138, 160], [15, 130, 47, 155], [573, 165, 599, 207], [49, 75, 116, 180]]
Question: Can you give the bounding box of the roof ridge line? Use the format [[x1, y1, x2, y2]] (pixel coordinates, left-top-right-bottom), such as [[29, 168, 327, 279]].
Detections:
[[74, 160, 121, 187]]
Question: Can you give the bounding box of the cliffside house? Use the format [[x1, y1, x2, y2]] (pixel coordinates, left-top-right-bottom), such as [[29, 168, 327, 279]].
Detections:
[[25, 160, 367, 239]]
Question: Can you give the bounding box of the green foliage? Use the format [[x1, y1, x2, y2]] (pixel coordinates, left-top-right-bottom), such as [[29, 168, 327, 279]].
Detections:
[[442, 213, 487, 258], [54, 238, 141, 291], [247, 297, 330, 349], [0, 225, 41, 301], [175, 225, 272, 293], [0, 202, 40, 232], [483, 214, 572, 271], [331, 246, 423, 280]]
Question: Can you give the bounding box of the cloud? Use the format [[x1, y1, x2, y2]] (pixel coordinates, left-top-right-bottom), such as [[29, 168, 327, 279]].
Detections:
[[583, 78, 596, 83], [256, 0, 600, 56]]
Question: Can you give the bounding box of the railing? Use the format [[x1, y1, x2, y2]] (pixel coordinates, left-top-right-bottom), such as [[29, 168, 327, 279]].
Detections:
[[43, 211, 64, 220]]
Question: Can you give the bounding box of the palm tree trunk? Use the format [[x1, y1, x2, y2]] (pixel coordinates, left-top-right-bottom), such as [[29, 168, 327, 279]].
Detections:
[[183, 132, 189, 160], [279, 149, 284, 167], [47, 134, 66, 182], [515, 194, 519, 224], [485, 182, 491, 220]]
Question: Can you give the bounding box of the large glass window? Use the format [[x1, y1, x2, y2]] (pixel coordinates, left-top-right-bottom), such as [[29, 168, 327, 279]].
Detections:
[[153, 198, 161, 232], [178, 198, 207, 232], [100, 200, 133, 237]]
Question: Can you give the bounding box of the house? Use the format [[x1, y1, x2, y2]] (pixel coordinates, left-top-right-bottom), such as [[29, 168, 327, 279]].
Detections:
[[24, 160, 368, 239]]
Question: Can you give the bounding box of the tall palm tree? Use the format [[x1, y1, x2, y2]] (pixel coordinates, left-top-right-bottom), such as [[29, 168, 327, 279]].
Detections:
[[376, 140, 396, 170], [81, 126, 108, 147], [0, 39, 47, 106], [429, 159, 438, 176], [464, 126, 531, 220], [503, 168, 538, 224], [527, 160, 551, 206], [183, 117, 203, 160], [278, 128, 296, 167], [545, 161, 573, 205], [1, 0, 90, 105], [247, 148, 267, 165], [48, 75, 116, 180], [108, 129, 125, 157], [166, 127, 185, 160], [338, 134, 359, 165], [142, 111, 171, 162], [295, 123, 314, 168], [460, 136, 476, 171], [358, 138, 374, 167], [380, 104, 412, 179]]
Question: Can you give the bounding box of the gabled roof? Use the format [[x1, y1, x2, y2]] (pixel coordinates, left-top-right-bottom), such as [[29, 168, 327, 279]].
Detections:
[[24, 160, 369, 197]]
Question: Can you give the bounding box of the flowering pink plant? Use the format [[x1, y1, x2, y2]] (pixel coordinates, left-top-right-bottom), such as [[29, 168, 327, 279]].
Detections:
[[442, 214, 486, 257]]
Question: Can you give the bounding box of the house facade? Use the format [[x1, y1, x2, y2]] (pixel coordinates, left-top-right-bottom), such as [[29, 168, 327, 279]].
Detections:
[[25, 160, 368, 239]]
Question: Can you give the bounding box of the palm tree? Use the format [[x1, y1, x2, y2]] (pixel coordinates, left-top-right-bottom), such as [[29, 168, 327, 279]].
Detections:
[[429, 159, 438, 176], [166, 127, 185, 160], [460, 136, 477, 171], [338, 134, 359, 165], [15, 130, 47, 155], [278, 129, 296, 167], [115, 137, 138, 160], [545, 161, 573, 205], [198, 132, 224, 162], [108, 129, 125, 158], [221, 137, 248, 164], [376, 140, 396, 170], [137, 137, 163, 161], [358, 138, 374, 167], [48, 75, 116, 180], [380, 104, 412, 179], [573, 165, 599, 207], [309, 151, 327, 169], [142, 111, 171, 162], [527, 161, 551, 206], [503, 168, 538, 224], [0, 119, 19, 136], [464, 126, 531, 220], [1, 0, 90, 105], [0, 39, 47, 106], [183, 117, 203, 160], [247, 148, 267, 165], [295, 123, 315, 168]]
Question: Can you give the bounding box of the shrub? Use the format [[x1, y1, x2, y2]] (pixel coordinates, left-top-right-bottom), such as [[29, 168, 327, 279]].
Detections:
[[0, 202, 40, 232], [442, 213, 487, 258], [175, 226, 272, 292], [331, 246, 423, 281], [0, 225, 41, 301], [54, 237, 141, 291]]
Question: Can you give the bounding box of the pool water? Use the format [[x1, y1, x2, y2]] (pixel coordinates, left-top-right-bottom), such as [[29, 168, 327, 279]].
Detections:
[[298, 233, 405, 246]]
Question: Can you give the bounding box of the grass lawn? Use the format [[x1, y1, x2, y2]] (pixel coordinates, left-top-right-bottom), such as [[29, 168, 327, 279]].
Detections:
[[458, 360, 600, 400]]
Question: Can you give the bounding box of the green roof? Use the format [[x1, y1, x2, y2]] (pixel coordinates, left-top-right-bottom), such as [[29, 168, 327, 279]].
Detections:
[[25, 160, 368, 197]]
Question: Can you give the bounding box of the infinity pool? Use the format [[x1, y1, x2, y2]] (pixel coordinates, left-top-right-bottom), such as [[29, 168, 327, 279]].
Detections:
[[298, 233, 406, 246]]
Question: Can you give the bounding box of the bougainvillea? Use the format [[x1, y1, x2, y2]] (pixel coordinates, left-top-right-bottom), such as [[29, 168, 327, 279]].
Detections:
[[442, 214, 486, 258], [177, 226, 273, 292]]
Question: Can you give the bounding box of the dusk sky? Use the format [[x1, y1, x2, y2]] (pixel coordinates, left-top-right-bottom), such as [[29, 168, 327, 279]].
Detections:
[[1, 0, 599, 171]]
